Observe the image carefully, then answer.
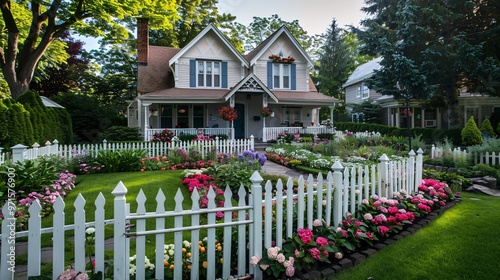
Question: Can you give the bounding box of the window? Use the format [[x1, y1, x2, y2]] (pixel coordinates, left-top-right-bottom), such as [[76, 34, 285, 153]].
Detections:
[[197, 61, 221, 88], [362, 83, 369, 99], [273, 63, 290, 89], [356, 86, 361, 97], [193, 105, 204, 128], [160, 105, 173, 128], [177, 105, 189, 128], [284, 108, 301, 125]]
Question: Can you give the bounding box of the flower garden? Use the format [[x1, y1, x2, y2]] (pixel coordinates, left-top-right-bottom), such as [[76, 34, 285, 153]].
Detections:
[[2, 128, 497, 279]]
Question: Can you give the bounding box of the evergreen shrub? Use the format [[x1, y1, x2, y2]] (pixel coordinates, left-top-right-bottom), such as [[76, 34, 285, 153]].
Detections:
[[461, 116, 483, 146]]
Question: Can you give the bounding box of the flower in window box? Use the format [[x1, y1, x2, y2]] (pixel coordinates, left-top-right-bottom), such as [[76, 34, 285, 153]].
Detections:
[[260, 106, 273, 117], [218, 106, 238, 121], [401, 109, 412, 117]]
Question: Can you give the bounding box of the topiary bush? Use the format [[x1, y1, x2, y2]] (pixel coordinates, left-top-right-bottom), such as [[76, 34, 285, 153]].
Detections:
[[480, 118, 495, 137], [461, 116, 483, 146]]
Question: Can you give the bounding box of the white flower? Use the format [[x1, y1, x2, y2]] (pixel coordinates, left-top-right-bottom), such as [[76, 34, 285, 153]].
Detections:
[[85, 227, 95, 235]]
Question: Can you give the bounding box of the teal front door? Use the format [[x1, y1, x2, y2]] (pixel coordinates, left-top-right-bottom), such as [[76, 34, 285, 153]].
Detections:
[[234, 103, 245, 138]]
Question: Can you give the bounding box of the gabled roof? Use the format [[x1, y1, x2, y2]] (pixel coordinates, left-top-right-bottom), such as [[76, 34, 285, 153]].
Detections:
[[245, 25, 314, 68], [41, 96, 64, 109], [169, 23, 248, 67], [224, 73, 278, 103], [138, 46, 180, 93], [343, 57, 383, 87]]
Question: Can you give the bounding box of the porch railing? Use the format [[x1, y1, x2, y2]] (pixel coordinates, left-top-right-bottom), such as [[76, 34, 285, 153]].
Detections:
[[145, 128, 233, 142], [263, 126, 337, 142]]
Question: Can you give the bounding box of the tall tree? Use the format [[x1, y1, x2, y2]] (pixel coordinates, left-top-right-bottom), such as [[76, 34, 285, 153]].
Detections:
[[315, 19, 356, 99], [30, 31, 89, 97], [148, 0, 243, 51], [357, 0, 500, 128], [0, 0, 178, 100], [243, 14, 318, 55]]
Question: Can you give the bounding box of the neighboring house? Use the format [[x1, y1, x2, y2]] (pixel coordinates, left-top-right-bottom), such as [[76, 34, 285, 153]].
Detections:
[[343, 57, 500, 129], [128, 19, 339, 141]]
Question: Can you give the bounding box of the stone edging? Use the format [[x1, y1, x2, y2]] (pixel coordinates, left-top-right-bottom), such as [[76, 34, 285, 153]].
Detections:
[[290, 199, 461, 280]]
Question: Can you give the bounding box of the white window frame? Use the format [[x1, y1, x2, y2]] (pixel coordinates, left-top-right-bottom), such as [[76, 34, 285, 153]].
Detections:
[[197, 61, 221, 88], [361, 83, 369, 99], [273, 63, 290, 89], [356, 86, 361, 98]]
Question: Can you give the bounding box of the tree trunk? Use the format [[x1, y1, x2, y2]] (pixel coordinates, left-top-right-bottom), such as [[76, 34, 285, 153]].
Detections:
[[445, 77, 460, 129]]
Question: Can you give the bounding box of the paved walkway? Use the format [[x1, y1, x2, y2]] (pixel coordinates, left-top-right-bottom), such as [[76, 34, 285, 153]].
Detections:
[[262, 159, 307, 180]]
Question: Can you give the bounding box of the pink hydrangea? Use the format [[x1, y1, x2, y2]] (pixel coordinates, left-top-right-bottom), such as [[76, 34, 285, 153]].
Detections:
[[297, 228, 313, 244], [315, 237, 328, 248], [249, 255, 260, 267], [267, 246, 280, 260], [309, 248, 321, 260], [285, 265, 295, 277]]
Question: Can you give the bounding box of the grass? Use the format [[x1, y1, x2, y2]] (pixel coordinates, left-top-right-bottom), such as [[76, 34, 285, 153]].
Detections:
[[332, 192, 500, 280]]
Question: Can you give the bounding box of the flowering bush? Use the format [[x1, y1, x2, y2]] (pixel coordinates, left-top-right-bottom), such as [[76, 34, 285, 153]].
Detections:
[[260, 106, 273, 117], [57, 269, 89, 280], [218, 106, 238, 121], [181, 171, 225, 208], [256, 222, 339, 278], [150, 129, 177, 143]]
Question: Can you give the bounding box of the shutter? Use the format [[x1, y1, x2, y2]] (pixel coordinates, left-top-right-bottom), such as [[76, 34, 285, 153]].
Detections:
[[267, 61, 273, 89], [221, 62, 228, 88], [291, 64, 296, 90], [189, 60, 196, 87]]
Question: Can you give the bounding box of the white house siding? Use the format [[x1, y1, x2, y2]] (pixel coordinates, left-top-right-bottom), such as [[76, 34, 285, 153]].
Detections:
[[175, 32, 243, 88], [345, 84, 360, 104], [254, 35, 310, 91]]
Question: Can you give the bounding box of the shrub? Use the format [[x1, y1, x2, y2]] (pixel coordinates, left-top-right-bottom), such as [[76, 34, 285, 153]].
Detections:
[[98, 126, 142, 141], [461, 116, 483, 146], [150, 129, 176, 143], [480, 118, 495, 137], [94, 149, 147, 173], [317, 133, 335, 140]]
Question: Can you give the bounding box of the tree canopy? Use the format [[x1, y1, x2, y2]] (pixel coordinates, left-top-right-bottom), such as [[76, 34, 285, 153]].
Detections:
[[356, 0, 500, 128], [0, 0, 178, 100]]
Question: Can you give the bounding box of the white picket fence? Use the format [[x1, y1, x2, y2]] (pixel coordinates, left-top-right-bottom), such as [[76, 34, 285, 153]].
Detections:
[[431, 145, 500, 165], [0, 151, 423, 279], [2, 137, 255, 164]]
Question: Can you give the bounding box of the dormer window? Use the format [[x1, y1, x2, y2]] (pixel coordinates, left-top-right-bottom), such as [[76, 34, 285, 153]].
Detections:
[[197, 61, 221, 88]]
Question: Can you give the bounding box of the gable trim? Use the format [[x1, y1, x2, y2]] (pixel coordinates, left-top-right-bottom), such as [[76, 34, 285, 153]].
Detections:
[[248, 26, 314, 68], [224, 73, 278, 103], [169, 24, 248, 68]]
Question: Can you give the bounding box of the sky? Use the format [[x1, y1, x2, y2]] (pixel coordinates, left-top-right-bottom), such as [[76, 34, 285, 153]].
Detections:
[[81, 1, 367, 50], [217, 0, 367, 36]]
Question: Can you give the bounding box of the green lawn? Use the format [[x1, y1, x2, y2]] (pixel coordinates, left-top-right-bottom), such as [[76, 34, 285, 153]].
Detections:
[[333, 192, 500, 280]]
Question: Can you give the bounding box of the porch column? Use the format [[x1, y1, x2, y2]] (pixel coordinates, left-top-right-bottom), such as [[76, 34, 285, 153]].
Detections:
[[143, 102, 151, 141], [137, 99, 142, 137], [329, 105, 334, 124]]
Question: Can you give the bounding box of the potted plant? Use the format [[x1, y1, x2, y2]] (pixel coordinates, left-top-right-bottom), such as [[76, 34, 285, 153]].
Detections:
[[260, 106, 273, 117], [218, 106, 238, 121]]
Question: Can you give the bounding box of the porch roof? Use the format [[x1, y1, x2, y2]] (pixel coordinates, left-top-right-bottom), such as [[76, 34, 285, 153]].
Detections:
[[138, 86, 339, 106], [138, 88, 229, 103]]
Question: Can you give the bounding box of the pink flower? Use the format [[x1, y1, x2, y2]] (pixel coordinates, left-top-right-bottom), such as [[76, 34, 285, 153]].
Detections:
[[267, 246, 280, 260], [285, 265, 295, 277], [379, 225, 389, 235], [297, 228, 313, 244], [363, 213, 373, 220], [250, 255, 260, 267], [276, 253, 285, 263], [313, 219, 322, 227], [309, 248, 321, 260], [315, 237, 328, 248]]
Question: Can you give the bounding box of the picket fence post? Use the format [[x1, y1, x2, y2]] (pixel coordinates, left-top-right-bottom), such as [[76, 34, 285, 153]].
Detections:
[[250, 171, 263, 279], [415, 148, 424, 191], [379, 154, 389, 197], [332, 161, 344, 227], [11, 144, 27, 163], [112, 181, 128, 279], [408, 150, 415, 193]]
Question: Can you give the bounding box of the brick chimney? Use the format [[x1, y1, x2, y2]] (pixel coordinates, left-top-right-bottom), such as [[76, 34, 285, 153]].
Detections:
[[137, 18, 149, 65]]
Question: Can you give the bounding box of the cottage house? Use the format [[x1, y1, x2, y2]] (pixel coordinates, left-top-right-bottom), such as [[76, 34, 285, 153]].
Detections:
[[343, 57, 500, 129], [128, 19, 339, 141]]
